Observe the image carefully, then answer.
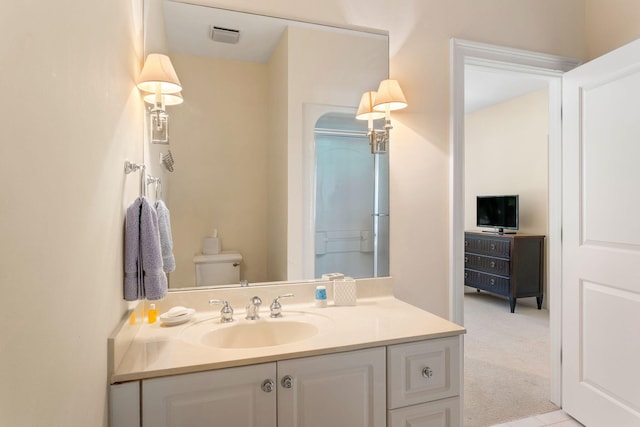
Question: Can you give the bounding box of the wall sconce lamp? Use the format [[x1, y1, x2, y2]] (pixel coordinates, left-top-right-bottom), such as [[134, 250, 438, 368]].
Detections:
[[356, 79, 407, 154], [137, 53, 183, 144]]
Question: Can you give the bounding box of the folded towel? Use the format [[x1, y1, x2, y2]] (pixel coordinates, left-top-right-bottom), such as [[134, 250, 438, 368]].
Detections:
[[155, 200, 175, 273], [123, 197, 168, 301], [140, 197, 167, 300], [124, 198, 143, 301]]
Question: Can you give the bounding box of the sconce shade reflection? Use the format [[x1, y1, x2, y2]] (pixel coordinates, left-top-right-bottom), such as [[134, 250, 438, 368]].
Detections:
[[356, 91, 385, 121], [137, 53, 182, 94], [373, 79, 407, 112], [143, 92, 184, 106]]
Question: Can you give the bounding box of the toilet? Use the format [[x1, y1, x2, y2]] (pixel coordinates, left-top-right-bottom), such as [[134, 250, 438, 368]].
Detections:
[[193, 252, 242, 286]]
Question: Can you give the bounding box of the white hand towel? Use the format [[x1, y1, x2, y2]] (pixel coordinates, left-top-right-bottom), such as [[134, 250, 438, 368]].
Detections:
[[155, 200, 176, 273]]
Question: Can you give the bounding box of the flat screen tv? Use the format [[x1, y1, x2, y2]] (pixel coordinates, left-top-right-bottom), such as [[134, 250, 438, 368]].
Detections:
[[476, 195, 519, 234]]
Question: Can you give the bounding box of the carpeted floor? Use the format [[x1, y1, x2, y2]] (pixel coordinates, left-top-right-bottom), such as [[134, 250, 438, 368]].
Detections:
[[464, 292, 559, 427]]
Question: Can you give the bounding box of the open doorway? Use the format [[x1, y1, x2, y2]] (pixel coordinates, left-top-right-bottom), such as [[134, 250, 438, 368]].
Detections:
[[449, 39, 582, 424]]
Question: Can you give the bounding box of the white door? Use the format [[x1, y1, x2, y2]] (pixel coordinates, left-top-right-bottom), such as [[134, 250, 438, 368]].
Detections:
[[562, 38, 640, 426], [277, 347, 386, 427]]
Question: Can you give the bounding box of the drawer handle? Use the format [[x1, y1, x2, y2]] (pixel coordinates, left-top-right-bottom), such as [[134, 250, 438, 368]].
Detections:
[[422, 367, 433, 379], [464, 240, 468, 247], [489, 278, 495, 286], [490, 261, 496, 268], [281, 375, 293, 389], [261, 379, 275, 393], [464, 256, 468, 263], [464, 272, 468, 279], [490, 243, 496, 250]]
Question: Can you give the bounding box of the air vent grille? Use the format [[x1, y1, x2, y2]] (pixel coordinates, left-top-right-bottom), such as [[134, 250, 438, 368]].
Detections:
[[210, 26, 240, 44]]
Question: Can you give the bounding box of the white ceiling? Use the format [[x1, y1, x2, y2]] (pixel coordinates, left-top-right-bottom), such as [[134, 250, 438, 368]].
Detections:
[[464, 65, 550, 114], [163, 0, 386, 63]]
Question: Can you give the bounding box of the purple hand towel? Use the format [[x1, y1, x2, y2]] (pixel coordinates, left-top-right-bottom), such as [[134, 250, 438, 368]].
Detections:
[[140, 197, 168, 300], [124, 198, 143, 301], [123, 197, 168, 301], [155, 200, 176, 273]]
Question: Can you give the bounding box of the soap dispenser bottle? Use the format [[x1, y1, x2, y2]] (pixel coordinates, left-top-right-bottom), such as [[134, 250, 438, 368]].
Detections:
[[147, 303, 158, 324]]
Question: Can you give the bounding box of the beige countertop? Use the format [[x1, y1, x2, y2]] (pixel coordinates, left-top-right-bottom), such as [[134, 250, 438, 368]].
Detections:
[[109, 279, 465, 384]]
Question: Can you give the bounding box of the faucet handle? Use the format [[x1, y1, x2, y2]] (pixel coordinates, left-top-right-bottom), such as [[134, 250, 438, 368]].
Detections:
[[209, 299, 234, 323], [270, 293, 294, 318]]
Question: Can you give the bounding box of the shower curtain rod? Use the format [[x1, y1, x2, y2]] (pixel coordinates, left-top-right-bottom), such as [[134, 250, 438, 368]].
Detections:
[[314, 128, 369, 138]]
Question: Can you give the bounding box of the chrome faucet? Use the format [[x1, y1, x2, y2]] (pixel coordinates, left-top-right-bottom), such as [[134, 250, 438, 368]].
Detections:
[[246, 296, 262, 320], [209, 299, 234, 323], [270, 293, 294, 318]]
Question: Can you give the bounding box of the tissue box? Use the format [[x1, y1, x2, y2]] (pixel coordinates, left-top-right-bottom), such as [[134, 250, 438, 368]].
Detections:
[[333, 278, 357, 306], [322, 272, 345, 281], [202, 237, 221, 254]]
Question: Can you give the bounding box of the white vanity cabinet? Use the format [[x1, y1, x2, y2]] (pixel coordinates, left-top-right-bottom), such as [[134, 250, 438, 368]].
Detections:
[[387, 337, 461, 427], [142, 362, 277, 427], [137, 347, 386, 427]]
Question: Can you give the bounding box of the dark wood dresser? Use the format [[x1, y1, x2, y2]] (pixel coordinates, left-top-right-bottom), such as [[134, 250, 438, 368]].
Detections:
[[464, 231, 545, 313]]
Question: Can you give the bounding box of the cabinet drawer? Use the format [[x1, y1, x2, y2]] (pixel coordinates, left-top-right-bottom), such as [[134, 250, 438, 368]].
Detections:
[[464, 269, 510, 295], [388, 397, 461, 427], [464, 253, 509, 275], [464, 236, 510, 257], [387, 337, 460, 409]]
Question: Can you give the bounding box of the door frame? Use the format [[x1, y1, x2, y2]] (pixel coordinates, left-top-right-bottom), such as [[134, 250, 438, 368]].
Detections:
[[449, 39, 581, 405]]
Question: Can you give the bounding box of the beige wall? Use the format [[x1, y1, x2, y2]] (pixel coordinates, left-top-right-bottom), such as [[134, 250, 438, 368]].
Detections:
[[166, 54, 270, 286], [4, 1, 640, 425], [464, 89, 549, 235], [0, 1, 144, 426], [586, 0, 640, 59]]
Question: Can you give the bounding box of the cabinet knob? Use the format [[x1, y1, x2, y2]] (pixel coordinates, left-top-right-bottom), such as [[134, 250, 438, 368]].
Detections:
[[261, 379, 275, 393], [464, 240, 468, 247], [464, 272, 468, 279], [464, 256, 468, 263], [422, 367, 433, 379], [490, 261, 496, 268], [489, 278, 495, 286], [281, 375, 293, 389], [490, 243, 496, 250]]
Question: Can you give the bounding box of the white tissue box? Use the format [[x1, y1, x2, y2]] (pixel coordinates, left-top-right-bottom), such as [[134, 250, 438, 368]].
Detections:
[[322, 272, 344, 281], [333, 278, 357, 306], [203, 237, 221, 254]]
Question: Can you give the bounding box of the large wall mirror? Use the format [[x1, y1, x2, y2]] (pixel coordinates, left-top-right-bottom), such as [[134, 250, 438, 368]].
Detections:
[[144, 0, 389, 289]]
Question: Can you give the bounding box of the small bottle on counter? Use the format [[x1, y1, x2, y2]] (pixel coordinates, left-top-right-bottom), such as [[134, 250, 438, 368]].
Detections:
[[147, 303, 158, 324], [315, 285, 327, 308]]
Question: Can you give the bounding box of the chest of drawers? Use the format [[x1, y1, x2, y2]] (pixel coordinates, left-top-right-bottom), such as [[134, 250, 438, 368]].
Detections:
[[464, 232, 545, 313]]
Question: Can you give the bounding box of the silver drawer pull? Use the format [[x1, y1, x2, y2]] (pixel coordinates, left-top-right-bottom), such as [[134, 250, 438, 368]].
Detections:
[[464, 256, 468, 263], [490, 261, 496, 268], [261, 379, 275, 393], [422, 367, 433, 379], [281, 375, 293, 389], [489, 278, 495, 286], [490, 243, 496, 250]]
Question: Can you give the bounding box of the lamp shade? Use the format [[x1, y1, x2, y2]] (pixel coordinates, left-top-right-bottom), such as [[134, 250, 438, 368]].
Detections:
[[143, 92, 184, 106], [373, 79, 407, 111], [356, 91, 385, 120], [137, 53, 182, 94]]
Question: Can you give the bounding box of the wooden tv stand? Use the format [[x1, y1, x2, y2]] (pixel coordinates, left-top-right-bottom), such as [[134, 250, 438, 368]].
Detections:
[[464, 231, 545, 313]]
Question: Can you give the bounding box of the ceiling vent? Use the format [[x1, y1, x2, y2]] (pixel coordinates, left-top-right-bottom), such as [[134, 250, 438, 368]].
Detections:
[[210, 26, 240, 44]]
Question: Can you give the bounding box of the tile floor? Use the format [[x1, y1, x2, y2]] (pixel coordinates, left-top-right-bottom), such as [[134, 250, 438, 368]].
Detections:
[[489, 410, 584, 427]]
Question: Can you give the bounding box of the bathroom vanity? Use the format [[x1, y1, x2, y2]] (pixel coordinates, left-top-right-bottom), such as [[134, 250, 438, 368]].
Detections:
[[109, 278, 465, 427]]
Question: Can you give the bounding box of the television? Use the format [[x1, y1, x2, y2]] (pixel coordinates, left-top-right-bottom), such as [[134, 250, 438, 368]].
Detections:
[[476, 195, 519, 234]]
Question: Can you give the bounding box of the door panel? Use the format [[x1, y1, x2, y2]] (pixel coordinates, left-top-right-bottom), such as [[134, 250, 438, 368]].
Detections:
[[562, 38, 640, 426]]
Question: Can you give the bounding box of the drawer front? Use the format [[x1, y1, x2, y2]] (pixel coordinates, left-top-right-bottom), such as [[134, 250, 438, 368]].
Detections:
[[388, 397, 461, 427], [464, 269, 510, 296], [464, 253, 509, 276], [387, 337, 460, 409], [464, 235, 510, 257]]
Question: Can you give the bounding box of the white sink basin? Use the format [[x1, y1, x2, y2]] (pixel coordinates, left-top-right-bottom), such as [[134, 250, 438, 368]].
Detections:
[[180, 311, 331, 349]]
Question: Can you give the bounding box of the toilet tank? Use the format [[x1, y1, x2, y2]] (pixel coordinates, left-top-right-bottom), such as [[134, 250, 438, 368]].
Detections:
[[193, 252, 242, 286]]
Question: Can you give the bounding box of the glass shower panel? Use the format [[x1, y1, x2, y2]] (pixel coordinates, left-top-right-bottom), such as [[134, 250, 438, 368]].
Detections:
[[314, 113, 389, 278]]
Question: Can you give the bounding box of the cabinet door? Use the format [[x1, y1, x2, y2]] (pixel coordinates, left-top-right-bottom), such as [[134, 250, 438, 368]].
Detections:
[[278, 347, 386, 427], [142, 363, 276, 427]]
